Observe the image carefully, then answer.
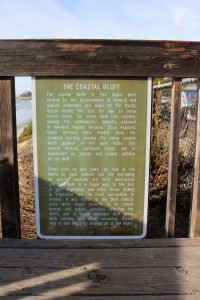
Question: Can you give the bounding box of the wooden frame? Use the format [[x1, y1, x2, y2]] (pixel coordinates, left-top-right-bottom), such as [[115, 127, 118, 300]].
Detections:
[[0, 40, 200, 77], [165, 78, 182, 237], [0, 39, 200, 238], [190, 79, 200, 237], [0, 77, 21, 238]]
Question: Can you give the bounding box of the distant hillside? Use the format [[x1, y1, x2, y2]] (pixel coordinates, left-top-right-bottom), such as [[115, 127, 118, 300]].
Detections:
[[17, 91, 32, 99]]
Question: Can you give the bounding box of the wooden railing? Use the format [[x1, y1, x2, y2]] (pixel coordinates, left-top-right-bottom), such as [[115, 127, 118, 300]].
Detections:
[[0, 39, 200, 239]]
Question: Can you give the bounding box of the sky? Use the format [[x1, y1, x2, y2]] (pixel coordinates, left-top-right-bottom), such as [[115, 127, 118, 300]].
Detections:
[[1, 0, 200, 95]]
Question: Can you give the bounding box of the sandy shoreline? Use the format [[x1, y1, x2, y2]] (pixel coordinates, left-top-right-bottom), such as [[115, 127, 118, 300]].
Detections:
[[16, 98, 32, 138]]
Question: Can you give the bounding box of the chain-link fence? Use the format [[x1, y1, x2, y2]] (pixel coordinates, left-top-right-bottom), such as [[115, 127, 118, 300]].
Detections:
[[148, 78, 198, 238]]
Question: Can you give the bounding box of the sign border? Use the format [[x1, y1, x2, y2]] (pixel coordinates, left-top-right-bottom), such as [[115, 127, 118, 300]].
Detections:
[[32, 77, 152, 239]]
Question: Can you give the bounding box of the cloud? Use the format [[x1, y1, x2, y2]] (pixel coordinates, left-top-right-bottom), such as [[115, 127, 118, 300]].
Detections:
[[0, 0, 83, 38], [0, 0, 140, 39], [174, 7, 189, 26], [1, 0, 199, 94], [15, 77, 31, 96], [173, 6, 199, 30], [0, 1, 200, 40]]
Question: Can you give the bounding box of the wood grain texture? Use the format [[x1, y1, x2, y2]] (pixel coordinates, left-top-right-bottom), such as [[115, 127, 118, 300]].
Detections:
[[0, 266, 200, 296], [1, 247, 200, 268], [0, 40, 200, 76], [165, 78, 182, 237], [0, 238, 200, 249], [190, 79, 200, 237], [0, 77, 21, 238], [0, 245, 200, 298], [0, 239, 200, 298], [5, 296, 200, 300]]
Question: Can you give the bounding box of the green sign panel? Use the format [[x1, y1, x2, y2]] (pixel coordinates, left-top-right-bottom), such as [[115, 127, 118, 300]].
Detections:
[[33, 78, 151, 239]]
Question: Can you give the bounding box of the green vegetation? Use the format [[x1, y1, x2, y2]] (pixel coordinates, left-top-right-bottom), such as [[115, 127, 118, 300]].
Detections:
[[18, 123, 32, 143]]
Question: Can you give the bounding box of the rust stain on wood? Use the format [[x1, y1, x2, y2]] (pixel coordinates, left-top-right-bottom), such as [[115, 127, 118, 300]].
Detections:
[[181, 50, 199, 59], [57, 42, 103, 52]]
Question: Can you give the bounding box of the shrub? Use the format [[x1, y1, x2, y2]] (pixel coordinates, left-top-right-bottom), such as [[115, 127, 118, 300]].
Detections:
[[18, 123, 32, 143]]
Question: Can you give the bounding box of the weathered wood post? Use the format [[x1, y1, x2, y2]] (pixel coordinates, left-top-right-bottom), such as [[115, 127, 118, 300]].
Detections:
[[165, 78, 182, 237], [0, 77, 21, 238], [190, 79, 200, 237]]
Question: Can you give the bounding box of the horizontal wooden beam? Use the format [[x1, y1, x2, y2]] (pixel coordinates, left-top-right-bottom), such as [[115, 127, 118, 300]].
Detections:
[[0, 241, 200, 297], [0, 40, 200, 76], [0, 238, 200, 249]]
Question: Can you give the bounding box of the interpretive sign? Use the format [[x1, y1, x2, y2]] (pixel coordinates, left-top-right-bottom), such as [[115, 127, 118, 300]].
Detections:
[[33, 78, 151, 239]]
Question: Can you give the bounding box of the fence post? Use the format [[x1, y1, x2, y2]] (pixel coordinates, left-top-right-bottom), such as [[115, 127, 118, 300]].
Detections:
[[190, 79, 200, 237], [165, 78, 182, 237], [0, 77, 21, 238]]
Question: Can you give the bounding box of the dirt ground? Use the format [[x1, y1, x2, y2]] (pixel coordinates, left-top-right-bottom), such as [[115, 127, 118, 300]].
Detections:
[[18, 138, 37, 239]]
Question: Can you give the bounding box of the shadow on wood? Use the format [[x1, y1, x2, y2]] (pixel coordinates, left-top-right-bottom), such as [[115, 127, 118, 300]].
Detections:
[[0, 178, 200, 298], [0, 238, 200, 298]]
